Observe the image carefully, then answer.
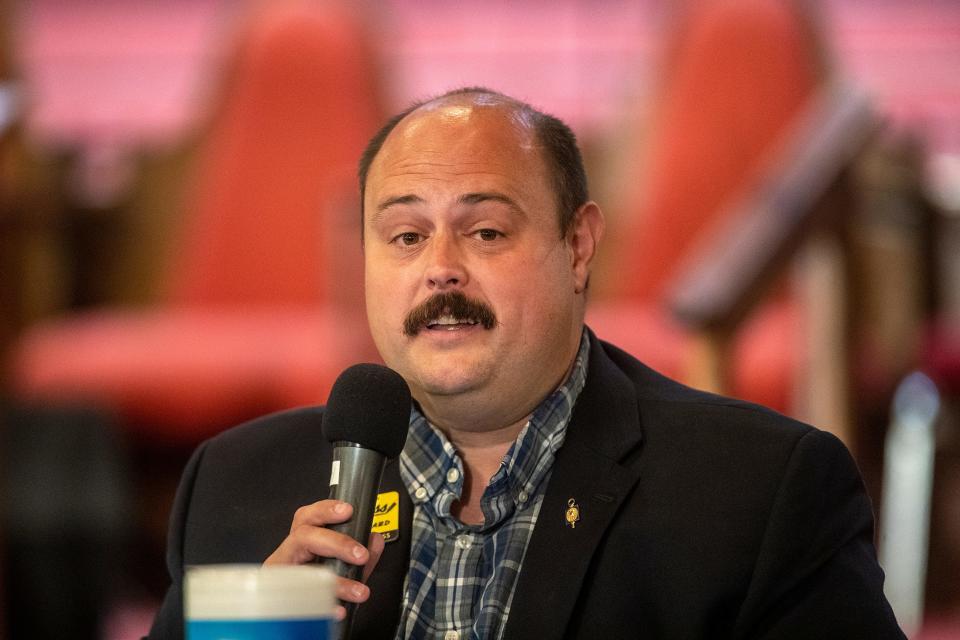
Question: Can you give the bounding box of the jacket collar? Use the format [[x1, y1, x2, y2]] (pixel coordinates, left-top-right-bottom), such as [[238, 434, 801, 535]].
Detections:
[[504, 329, 645, 640]]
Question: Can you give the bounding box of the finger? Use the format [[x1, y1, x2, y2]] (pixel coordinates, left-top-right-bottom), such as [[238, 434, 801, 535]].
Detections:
[[335, 577, 371, 604], [265, 527, 369, 566], [362, 533, 385, 583], [299, 527, 371, 565], [290, 500, 353, 530]]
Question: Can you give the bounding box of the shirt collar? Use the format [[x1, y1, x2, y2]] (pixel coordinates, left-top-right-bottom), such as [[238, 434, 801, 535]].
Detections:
[[400, 330, 590, 522]]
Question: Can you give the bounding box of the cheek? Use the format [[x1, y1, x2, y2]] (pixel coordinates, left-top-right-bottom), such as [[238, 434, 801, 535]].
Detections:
[[364, 257, 421, 332], [486, 254, 572, 318], [517, 246, 574, 292], [365, 248, 400, 292], [364, 263, 397, 324]]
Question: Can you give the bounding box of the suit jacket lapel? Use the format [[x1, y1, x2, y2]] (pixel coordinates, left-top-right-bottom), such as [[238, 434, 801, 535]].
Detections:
[[352, 456, 412, 639], [505, 334, 645, 640]]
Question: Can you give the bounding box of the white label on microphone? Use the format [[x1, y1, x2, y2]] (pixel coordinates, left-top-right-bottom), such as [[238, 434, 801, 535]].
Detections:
[[329, 460, 340, 486]]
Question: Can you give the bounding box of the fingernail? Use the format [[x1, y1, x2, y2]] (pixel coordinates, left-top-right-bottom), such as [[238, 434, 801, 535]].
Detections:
[[334, 502, 349, 515], [351, 584, 365, 598], [352, 545, 365, 560]]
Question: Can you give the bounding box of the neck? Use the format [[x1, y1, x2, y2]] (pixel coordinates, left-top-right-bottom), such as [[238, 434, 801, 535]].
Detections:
[[416, 356, 579, 524], [439, 415, 529, 524], [412, 331, 584, 523]]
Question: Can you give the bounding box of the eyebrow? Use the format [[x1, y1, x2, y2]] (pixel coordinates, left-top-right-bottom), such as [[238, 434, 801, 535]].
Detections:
[[458, 192, 523, 215], [376, 194, 425, 214]]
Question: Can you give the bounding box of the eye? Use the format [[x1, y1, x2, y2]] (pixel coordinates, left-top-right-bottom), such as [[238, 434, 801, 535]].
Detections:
[[392, 231, 423, 246], [474, 228, 502, 241]]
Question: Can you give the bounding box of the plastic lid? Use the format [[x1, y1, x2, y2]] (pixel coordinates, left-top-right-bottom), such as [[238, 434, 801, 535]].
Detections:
[[185, 564, 336, 620]]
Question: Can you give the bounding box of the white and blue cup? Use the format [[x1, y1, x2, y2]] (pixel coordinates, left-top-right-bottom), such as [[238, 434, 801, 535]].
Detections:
[[185, 564, 336, 640]]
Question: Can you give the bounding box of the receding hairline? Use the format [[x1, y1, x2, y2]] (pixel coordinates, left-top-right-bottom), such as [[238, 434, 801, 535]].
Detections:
[[358, 86, 589, 238], [397, 88, 537, 126], [373, 91, 541, 164], [363, 91, 550, 207]]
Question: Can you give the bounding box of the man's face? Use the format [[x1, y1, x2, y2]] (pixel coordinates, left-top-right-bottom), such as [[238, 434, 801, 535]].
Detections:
[[362, 100, 594, 430]]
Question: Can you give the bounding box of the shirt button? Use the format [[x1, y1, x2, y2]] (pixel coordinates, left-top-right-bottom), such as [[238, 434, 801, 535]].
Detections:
[[444, 631, 460, 640], [518, 490, 529, 504], [455, 535, 472, 550], [414, 487, 428, 501], [446, 468, 460, 484]]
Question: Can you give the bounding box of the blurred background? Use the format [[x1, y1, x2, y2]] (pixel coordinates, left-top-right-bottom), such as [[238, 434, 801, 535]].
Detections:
[[1, 0, 959, 638]]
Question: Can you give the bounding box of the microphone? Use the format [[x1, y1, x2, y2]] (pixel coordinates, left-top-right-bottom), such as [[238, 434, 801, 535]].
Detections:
[[322, 363, 410, 637]]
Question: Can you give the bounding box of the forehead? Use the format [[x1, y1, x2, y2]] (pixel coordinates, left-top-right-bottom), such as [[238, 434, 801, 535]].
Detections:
[[367, 99, 551, 198]]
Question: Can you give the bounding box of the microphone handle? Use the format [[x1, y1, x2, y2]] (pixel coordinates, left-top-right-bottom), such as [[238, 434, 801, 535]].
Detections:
[[326, 443, 386, 640], [328, 443, 387, 577]]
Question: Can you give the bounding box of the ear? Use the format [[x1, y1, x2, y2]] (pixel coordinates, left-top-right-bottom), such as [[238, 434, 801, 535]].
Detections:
[[566, 201, 605, 294]]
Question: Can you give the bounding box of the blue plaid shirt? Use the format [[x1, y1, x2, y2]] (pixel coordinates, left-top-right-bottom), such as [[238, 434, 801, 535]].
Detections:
[[395, 331, 590, 640]]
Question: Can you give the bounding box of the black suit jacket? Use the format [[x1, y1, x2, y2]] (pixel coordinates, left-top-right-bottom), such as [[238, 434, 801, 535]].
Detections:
[[148, 333, 903, 639]]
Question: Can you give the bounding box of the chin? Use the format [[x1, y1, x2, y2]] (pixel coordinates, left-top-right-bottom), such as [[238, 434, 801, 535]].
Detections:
[[408, 361, 491, 399], [416, 373, 483, 398]]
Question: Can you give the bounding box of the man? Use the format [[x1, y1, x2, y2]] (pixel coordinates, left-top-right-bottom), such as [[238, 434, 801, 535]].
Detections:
[[148, 88, 903, 639]]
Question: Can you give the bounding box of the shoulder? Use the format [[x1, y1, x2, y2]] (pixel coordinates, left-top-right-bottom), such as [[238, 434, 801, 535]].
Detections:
[[595, 336, 813, 438], [187, 404, 333, 519], [199, 405, 329, 467], [177, 406, 333, 565], [582, 336, 900, 637], [588, 334, 845, 489]]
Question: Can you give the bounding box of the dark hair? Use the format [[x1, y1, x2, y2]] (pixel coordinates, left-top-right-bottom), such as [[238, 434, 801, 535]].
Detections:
[[358, 87, 588, 237]]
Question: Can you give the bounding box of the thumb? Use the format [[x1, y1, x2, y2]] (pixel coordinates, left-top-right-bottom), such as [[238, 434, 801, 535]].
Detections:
[[362, 533, 385, 583]]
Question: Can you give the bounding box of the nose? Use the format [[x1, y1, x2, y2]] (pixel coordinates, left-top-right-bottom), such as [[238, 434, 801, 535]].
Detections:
[[424, 233, 468, 291]]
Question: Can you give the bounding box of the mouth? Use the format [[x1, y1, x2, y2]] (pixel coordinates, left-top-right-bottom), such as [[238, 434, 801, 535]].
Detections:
[[424, 313, 482, 331], [403, 291, 497, 337]]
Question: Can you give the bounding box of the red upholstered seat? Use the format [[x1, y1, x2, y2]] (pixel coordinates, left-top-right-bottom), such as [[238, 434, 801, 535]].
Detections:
[[8, 1, 382, 443], [11, 309, 372, 440], [588, 0, 822, 412]]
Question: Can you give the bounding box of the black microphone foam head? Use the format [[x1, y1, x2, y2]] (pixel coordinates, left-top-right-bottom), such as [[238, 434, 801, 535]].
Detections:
[[322, 363, 411, 458]]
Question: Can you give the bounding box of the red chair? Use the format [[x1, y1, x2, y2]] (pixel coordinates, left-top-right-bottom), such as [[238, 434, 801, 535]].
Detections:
[[8, 1, 383, 444], [586, 0, 865, 440]]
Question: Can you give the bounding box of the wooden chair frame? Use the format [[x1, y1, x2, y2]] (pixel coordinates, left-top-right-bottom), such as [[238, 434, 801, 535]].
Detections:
[[666, 83, 880, 448]]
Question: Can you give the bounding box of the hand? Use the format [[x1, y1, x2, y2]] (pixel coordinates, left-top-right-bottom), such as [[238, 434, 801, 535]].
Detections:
[[264, 500, 386, 619]]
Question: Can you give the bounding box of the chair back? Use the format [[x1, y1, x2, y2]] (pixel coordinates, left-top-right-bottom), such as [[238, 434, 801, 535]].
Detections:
[[616, 0, 826, 302], [167, 1, 381, 308]]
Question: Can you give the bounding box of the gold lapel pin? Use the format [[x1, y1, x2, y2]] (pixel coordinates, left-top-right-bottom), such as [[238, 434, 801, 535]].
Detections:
[[565, 498, 580, 528]]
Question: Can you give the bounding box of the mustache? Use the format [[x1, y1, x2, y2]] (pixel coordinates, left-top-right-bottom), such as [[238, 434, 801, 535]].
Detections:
[[403, 291, 497, 337]]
